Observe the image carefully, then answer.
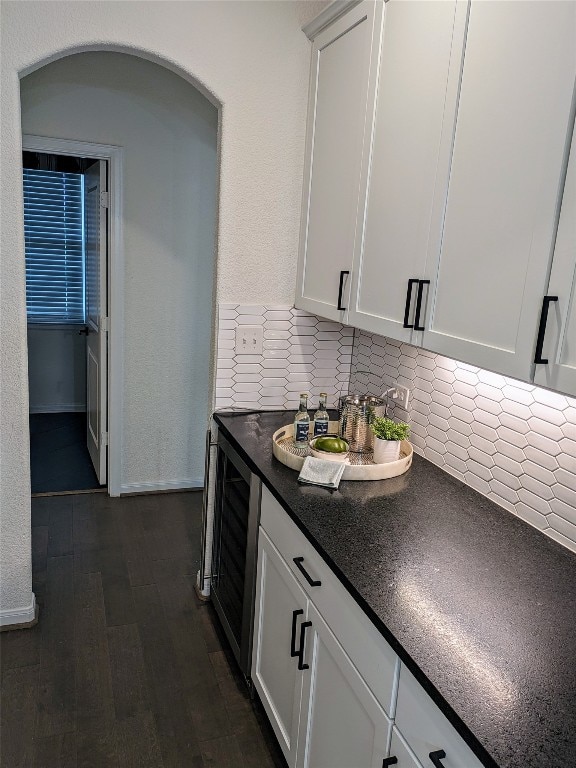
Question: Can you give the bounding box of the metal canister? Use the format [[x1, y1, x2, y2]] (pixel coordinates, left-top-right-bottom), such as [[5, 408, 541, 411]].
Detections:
[[338, 394, 386, 453]]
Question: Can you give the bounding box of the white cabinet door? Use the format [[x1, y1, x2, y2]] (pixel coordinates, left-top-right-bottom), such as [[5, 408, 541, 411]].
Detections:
[[296, 601, 392, 768], [388, 727, 424, 768], [348, 0, 468, 344], [252, 529, 308, 767], [421, 0, 576, 379], [534, 122, 576, 397], [296, 0, 383, 322]]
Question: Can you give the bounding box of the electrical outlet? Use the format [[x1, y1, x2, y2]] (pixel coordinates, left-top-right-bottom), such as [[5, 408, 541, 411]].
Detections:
[[390, 385, 410, 411], [235, 325, 263, 355]]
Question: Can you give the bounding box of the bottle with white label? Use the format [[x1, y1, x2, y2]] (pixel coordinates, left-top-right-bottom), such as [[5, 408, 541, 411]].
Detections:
[[313, 393, 329, 437], [294, 393, 310, 446]]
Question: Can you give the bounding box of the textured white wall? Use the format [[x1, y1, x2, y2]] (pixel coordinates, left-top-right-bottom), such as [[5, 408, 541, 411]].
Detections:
[[27, 327, 87, 412], [21, 52, 218, 490], [0, 0, 320, 618]]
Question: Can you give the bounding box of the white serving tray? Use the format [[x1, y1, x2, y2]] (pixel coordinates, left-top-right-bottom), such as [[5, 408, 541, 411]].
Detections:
[[272, 421, 412, 481]]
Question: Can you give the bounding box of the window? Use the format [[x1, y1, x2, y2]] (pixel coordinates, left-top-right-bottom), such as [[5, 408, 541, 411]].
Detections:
[[23, 168, 85, 324]]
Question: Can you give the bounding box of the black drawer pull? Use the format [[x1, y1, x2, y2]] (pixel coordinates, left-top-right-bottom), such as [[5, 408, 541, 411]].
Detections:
[[429, 749, 447, 767], [293, 557, 321, 587], [290, 609, 304, 658], [403, 279, 419, 328], [534, 295, 558, 364], [414, 279, 430, 331], [337, 270, 350, 311], [297, 620, 312, 670], [382, 758, 398, 767]]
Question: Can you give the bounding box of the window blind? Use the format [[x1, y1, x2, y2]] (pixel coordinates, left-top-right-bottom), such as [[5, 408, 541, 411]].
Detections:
[[23, 168, 85, 324]]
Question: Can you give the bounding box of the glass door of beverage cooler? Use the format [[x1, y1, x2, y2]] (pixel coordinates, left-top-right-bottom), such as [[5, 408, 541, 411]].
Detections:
[[211, 434, 261, 677]]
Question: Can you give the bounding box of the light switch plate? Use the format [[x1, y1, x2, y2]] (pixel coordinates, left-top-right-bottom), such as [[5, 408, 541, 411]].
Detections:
[[235, 325, 263, 355]]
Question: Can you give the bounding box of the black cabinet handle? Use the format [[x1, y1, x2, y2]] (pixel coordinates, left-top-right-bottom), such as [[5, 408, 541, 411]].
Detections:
[[429, 749, 447, 767], [337, 270, 349, 311], [382, 758, 398, 767], [403, 279, 419, 328], [534, 295, 558, 364], [290, 609, 304, 658], [293, 557, 321, 587], [297, 620, 312, 670], [414, 280, 430, 331]]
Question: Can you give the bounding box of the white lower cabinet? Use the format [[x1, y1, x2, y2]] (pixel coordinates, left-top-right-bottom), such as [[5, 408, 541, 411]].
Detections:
[[253, 488, 487, 768], [297, 601, 392, 768], [252, 529, 308, 765], [394, 665, 484, 768], [389, 727, 424, 768], [253, 528, 392, 768]]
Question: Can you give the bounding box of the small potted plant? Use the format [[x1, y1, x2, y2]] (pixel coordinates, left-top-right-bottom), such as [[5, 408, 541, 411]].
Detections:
[[370, 416, 410, 464]]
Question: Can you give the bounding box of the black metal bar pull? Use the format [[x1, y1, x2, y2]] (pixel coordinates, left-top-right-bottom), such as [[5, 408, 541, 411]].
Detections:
[[534, 296, 558, 364], [293, 557, 321, 587], [382, 757, 398, 767], [297, 621, 312, 670], [290, 609, 304, 658], [403, 279, 419, 328], [337, 270, 350, 311], [429, 749, 447, 767], [414, 279, 431, 331]]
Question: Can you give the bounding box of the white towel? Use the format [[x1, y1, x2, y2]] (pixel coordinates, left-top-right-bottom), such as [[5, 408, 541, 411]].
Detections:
[[298, 456, 346, 490]]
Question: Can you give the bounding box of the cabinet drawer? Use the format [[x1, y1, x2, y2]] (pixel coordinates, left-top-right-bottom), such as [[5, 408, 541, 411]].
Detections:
[[260, 485, 399, 716], [395, 664, 484, 768]]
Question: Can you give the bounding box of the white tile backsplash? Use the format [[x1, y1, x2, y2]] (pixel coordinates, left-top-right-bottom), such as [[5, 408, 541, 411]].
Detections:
[[215, 309, 576, 555], [215, 305, 351, 412], [349, 329, 576, 555]]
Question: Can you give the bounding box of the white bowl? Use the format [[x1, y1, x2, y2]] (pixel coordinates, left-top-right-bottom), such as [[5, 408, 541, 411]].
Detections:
[[309, 436, 350, 463]]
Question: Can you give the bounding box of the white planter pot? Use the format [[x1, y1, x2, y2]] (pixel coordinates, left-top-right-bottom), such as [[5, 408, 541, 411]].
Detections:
[[373, 437, 401, 464]]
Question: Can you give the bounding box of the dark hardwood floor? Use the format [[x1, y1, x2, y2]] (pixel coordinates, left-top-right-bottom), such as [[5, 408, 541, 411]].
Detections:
[[0, 491, 285, 768]]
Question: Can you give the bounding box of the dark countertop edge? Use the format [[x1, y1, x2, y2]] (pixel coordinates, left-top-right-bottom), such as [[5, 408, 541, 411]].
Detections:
[[214, 412, 498, 768]]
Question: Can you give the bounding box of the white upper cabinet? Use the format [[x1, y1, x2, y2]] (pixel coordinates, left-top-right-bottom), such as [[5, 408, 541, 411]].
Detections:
[[421, 0, 576, 380], [295, 1, 383, 322], [534, 122, 576, 396], [348, 0, 468, 343]]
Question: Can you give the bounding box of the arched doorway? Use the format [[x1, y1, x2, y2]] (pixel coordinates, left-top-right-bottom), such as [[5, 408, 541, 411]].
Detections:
[[20, 51, 220, 497]]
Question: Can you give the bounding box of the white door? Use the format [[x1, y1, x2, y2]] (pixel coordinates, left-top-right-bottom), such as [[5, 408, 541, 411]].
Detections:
[[84, 160, 108, 484], [295, 0, 383, 322], [348, 0, 468, 344], [252, 530, 308, 767], [296, 601, 391, 768], [534, 123, 576, 398], [421, 0, 576, 379]]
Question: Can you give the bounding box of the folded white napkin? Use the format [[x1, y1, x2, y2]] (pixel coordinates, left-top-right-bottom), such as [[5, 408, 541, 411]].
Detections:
[[298, 456, 346, 490]]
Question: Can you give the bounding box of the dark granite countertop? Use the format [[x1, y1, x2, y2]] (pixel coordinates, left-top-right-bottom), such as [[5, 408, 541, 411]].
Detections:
[[214, 410, 576, 768]]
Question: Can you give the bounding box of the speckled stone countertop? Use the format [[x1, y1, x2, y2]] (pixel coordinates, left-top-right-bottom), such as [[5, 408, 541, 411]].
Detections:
[[214, 410, 576, 768]]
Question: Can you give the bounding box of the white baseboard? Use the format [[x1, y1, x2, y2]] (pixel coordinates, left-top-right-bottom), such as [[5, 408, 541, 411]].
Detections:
[[119, 478, 204, 495], [0, 593, 37, 628], [30, 404, 86, 414]]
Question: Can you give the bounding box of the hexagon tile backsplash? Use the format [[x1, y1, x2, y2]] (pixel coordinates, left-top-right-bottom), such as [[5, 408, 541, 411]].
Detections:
[[215, 306, 576, 554], [350, 329, 576, 554], [215, 305, 353, 412]]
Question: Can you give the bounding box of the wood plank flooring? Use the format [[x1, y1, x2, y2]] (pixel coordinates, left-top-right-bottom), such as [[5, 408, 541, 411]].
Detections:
[[0, 491, 285, 768]]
